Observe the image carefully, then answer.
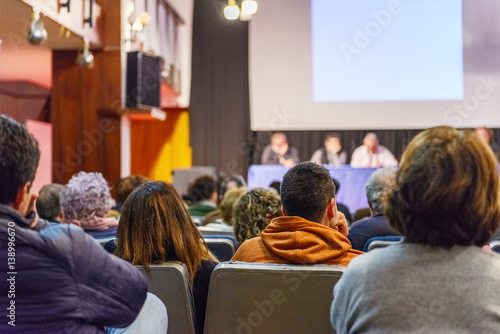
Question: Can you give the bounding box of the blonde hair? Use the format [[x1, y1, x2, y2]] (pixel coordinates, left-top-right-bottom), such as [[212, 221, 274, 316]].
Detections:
[[386, 126, 500, 247], [233, 188, 282, 243], [219, 187, 247, 225]]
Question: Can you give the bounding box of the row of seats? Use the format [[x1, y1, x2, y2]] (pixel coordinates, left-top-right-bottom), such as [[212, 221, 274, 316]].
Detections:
[[141, 261, 345, 334]]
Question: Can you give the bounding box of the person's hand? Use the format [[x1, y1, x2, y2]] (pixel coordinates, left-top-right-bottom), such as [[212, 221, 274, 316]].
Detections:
[[335, 211, 349, 237], [27, 193, 39, 229], [283, 159, 295, 168]]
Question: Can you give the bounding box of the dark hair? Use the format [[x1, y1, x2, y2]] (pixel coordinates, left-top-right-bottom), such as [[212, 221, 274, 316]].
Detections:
[[219, 174, 247, 199], [280, 162, 335, 223], [0, 115, 40, 204], [116, 181, 217, 280], [115, 175, 149, 204], [325, 133, 340, 142], [36, 183, 64, 221], [269, 181, 281, 195], [386, 126, 500, 247], [188, 175, 218, 203]]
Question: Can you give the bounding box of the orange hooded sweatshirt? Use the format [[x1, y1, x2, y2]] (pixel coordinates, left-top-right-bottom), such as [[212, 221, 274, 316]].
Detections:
[[232, 216, 363, 266]]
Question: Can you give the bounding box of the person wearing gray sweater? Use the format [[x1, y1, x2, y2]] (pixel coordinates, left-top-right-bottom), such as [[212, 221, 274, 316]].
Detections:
[[331, 126, 500, 333]]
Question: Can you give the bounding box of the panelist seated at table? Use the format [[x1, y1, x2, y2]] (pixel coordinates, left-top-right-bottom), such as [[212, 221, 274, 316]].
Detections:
[[351, 132, 398, 168], [310, 133, 347, 166], [261, 131, 299, 167]]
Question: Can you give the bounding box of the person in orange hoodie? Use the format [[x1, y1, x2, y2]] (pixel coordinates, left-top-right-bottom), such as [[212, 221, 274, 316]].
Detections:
[[232, 162, 363, 266]]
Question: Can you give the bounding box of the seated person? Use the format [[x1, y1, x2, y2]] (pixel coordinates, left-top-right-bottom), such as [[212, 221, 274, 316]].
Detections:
[[36, 183, 64, 224], [269, 180, 281, 195], [350, 132, 398, 167], [0, 115, 166, 333], [332, 178, 351, 224], [260, 132, 299, 167], [60, 172, 118, 239], [310, 134, 347, 166], [232, 162, 362, 265], [218, 174, 247, 200], [205, 186, 247, 230], [115, 181, 218, 334], [111, 174, 149, 215], [348, 167, 401, 251], [331, 127, 500, 333], [232, 188, 282, 243], [187, 175, 219, 217]]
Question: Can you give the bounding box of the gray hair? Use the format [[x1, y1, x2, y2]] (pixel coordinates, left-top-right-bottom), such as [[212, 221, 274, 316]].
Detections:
[[60, 171, 115, 221], [366, 167, 397, 213]]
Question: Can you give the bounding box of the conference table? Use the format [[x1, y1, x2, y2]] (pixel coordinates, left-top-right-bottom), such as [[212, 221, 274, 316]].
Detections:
[[247, 165, 378, 214]]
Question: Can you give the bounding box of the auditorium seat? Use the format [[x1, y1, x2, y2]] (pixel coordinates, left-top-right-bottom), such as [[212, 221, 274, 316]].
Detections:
[[137, 262, 197, 334], [489, 240, 500, 253], [204, 262, 345, 334], [363, 236, 404, 252], [198, 225, 235, 236], [203, 236, 238, 261]]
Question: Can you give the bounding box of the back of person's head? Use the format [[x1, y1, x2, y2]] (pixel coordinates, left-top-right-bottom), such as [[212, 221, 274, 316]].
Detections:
[[219, 174, 247, 199], [233, 188, 282, 243], [386, 126, 500, 247], [219, 187, 247, 225], [36, 183, 64, 221], [0, 115, 40, 205], [269, 181, 281, 195], [188, 175, 218, 203], [115, 175, 149, 204], [116, 181, 216, 279], [60, 171, 115, 222], [280, 162, 336, 223], [365, 167, 397, 213], [332, 178, 340, 194]]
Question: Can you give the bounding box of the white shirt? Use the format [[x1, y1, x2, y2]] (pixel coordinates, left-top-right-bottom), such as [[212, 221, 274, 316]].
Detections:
[[350, 145, 398, 167]]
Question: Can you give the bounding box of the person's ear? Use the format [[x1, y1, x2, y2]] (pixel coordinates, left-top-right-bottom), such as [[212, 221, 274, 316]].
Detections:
[[12, 182, 30, 210], [327, 197, 336, 219], [281, 206, 288, 216]]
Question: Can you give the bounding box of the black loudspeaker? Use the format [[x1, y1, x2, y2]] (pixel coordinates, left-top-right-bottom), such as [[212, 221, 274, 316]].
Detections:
[[126, 51, 162, 108]]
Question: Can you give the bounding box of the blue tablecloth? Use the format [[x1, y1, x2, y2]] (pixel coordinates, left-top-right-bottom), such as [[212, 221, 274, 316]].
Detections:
[[248, 165, 378, 214]]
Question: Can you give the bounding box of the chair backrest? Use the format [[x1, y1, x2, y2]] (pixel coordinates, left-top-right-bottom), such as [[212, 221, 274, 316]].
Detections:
[[137, 262, 197, 334], [204, 262, 345, 334], [198, 225, 236, 236], [364, 236, 403, 252], [489, 240, 500, 253], [203, 237, 237, 261]]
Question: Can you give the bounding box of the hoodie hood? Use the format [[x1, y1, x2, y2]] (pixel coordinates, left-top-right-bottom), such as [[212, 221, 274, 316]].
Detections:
[[260, 216, 362, 264]]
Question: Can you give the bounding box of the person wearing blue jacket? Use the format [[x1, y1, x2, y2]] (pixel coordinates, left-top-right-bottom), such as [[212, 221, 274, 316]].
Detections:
[[0, 115, 167, 333]]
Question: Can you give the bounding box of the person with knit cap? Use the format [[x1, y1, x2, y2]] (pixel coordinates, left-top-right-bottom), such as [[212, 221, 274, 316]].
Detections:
[[232, 162, 362, 265]]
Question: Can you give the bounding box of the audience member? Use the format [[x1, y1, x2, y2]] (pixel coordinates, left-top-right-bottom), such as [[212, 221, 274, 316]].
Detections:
[[260, 132, 299, 167], [205, 187, 247, 230], [112, 174, 149, 214], [348, 167, 401, 251], [310, 134, 347, 165], [350, 132, 398, 167], [115, 181, 218, 334], [331, 127, 500, 333], [268, 181, 281, 195], [218, 174, 247, 200], [60, 172, 118, 239], [332, 178, 351, 224], [0, 115, 167, 333], [36, 183, 64, 224], [232, 162, 362, 264], [476, 126, 500, 159], [232, 188, 282, 243], [187, 175, 219, 217], [353, 208, 371, 222]]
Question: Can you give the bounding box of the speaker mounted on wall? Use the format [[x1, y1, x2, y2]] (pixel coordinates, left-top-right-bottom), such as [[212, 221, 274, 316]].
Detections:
[[126, 51, 162, 108]]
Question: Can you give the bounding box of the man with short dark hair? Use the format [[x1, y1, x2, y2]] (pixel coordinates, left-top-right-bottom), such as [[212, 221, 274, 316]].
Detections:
[[348, 167, 401, 251], [232, 162, 362, 265], [188, 175, 219, 216], [0, 115, 167, 333]]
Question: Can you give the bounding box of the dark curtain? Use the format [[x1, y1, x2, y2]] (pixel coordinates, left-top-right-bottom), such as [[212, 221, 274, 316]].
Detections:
[[190, 1, 500, 180]]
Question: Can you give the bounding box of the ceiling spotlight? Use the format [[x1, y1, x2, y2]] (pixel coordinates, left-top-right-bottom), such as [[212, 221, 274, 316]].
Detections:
[[76, 38, 94, 69], [28, 10, 48, 45], [241, 0, 258, 15], [224, 0, 240, 20]]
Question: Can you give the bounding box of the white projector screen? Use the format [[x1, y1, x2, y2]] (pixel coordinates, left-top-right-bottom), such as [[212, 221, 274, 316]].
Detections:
[[249, 0, 500, 130]]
